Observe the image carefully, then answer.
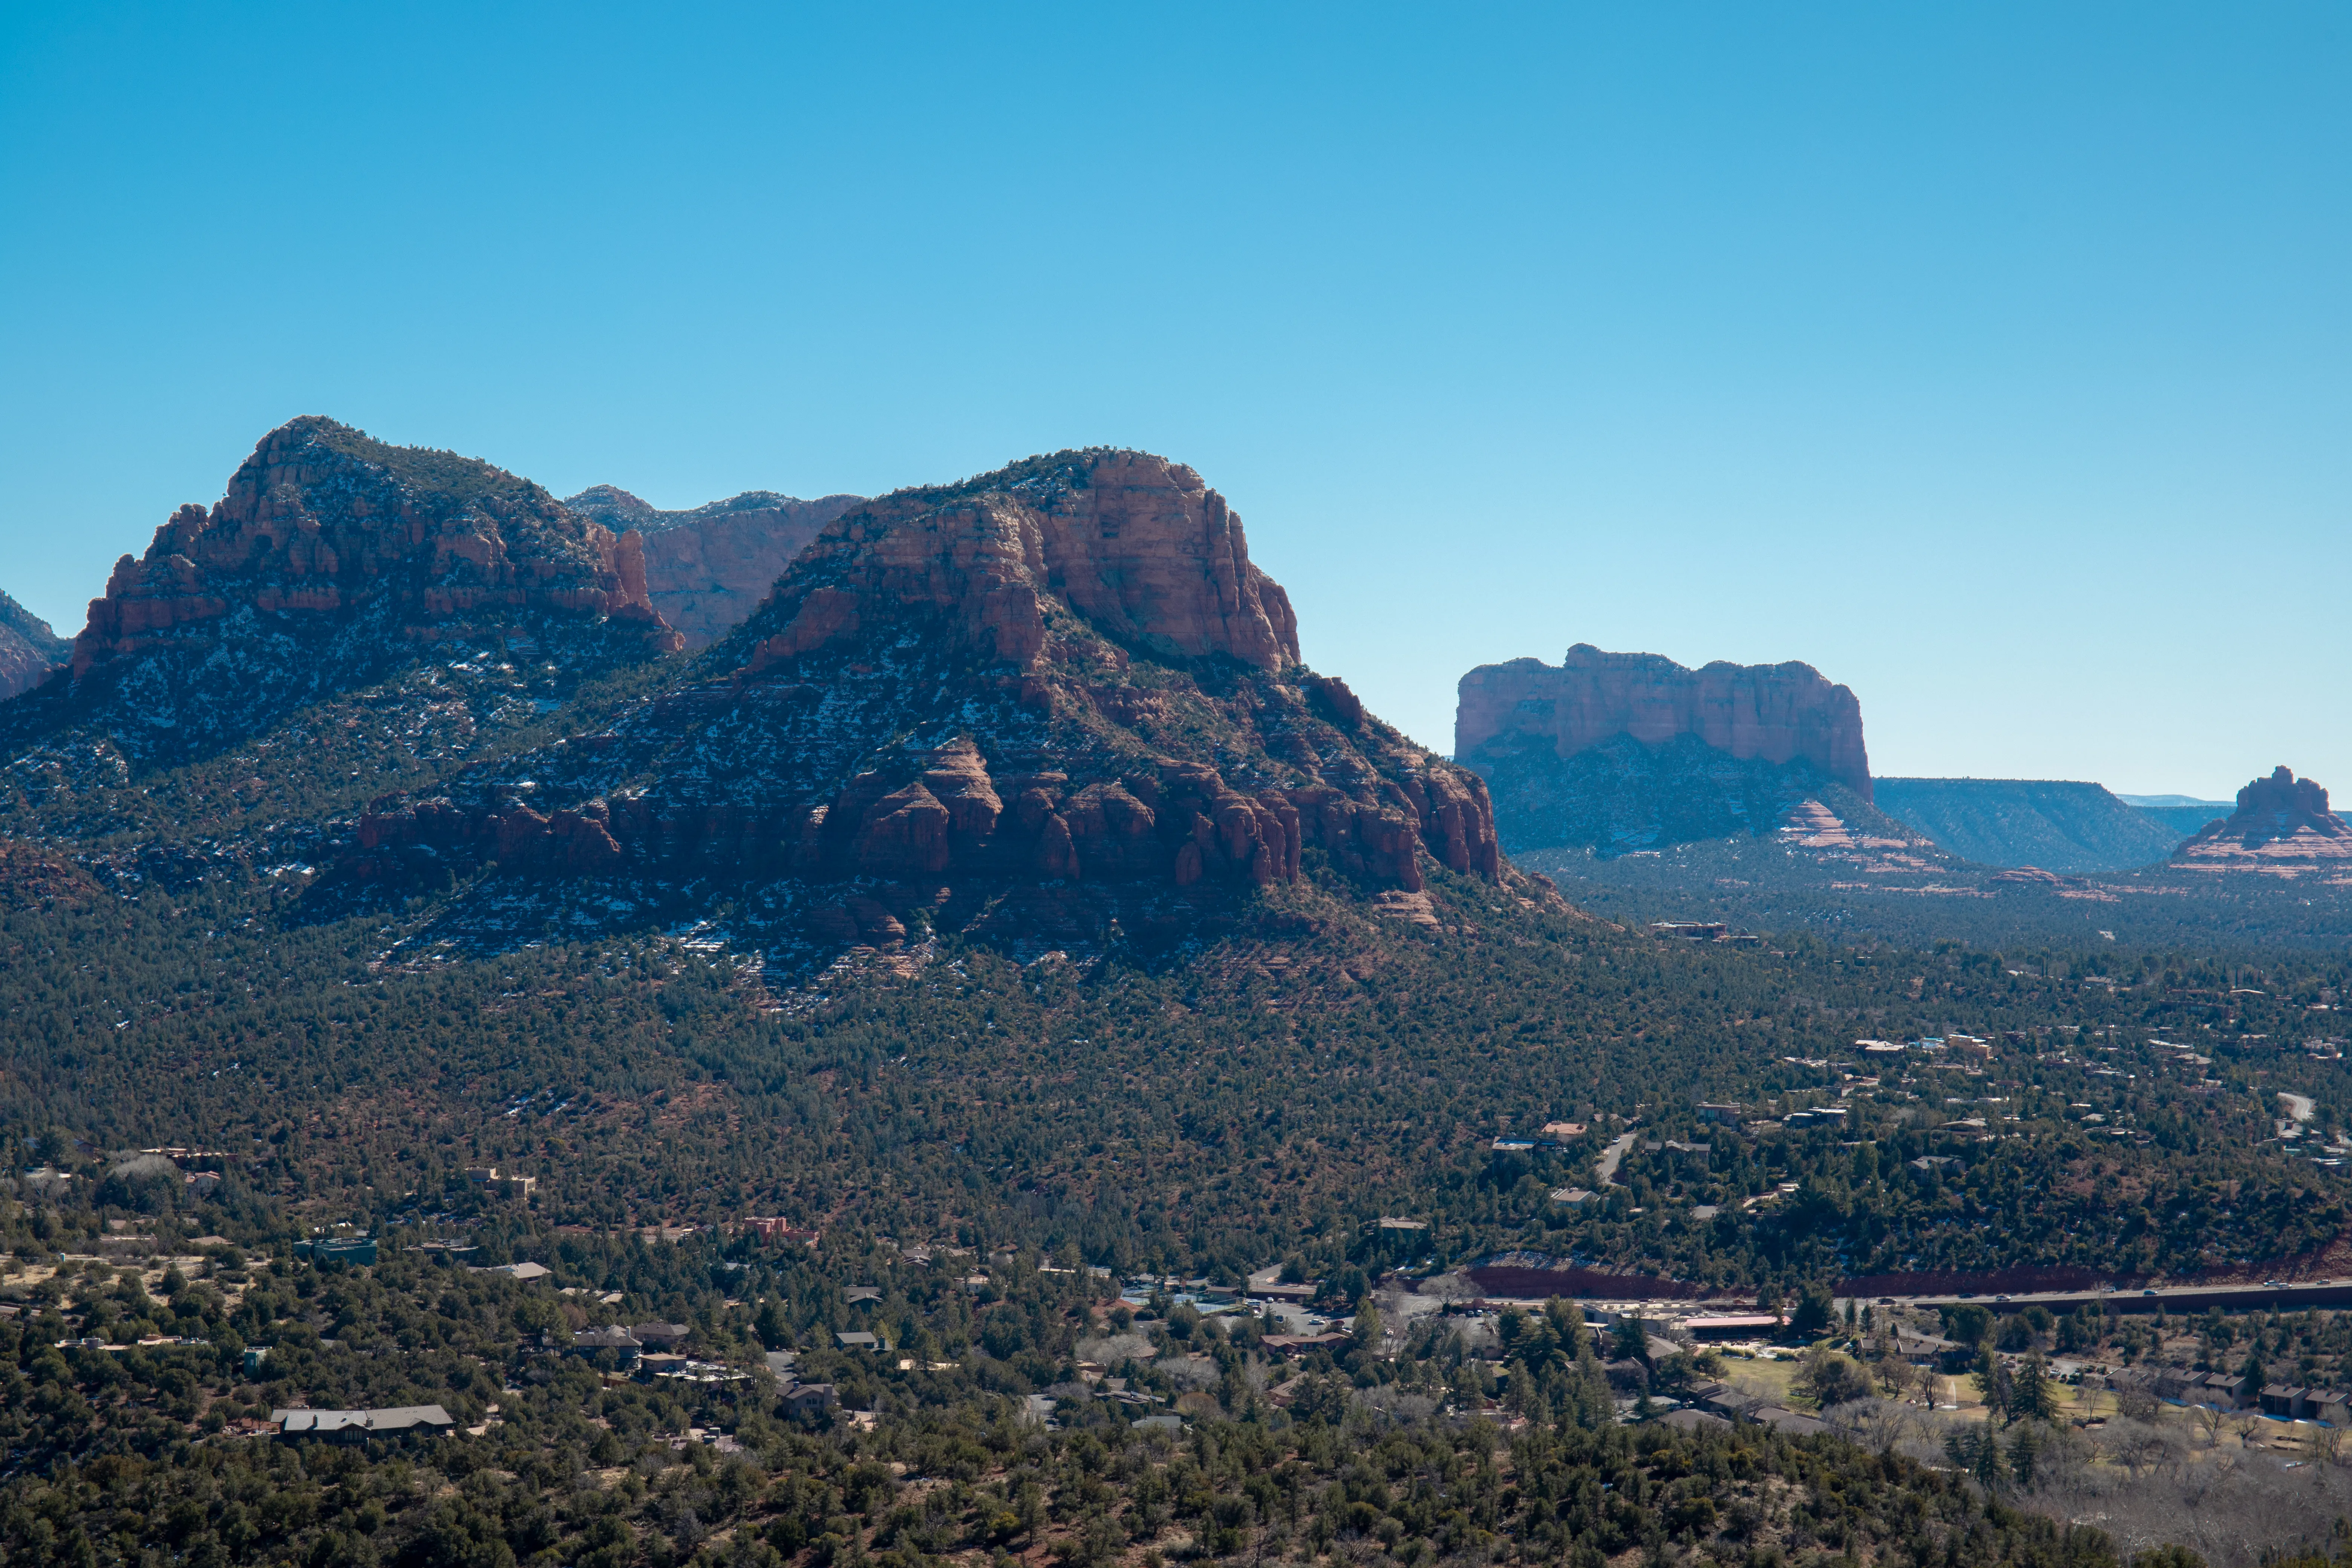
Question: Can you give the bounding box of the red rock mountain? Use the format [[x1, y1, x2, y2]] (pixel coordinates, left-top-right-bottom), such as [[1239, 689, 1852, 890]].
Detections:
[[1457, 644, 1873, 800], [9, 418, 684, 761], [0, 590, 70, 702], [2173, 767, 2352, 876], [76, 418, 678, 678], [564, 485, 864, 650], [354, 448, 1532, 950]]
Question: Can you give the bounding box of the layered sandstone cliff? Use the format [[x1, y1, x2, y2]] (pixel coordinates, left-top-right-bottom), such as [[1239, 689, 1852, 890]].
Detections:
[[565, 485, 863, 649], [1454, 645, 1873, 856], [351, 449, 1529, 949], [1456, 645, 1871, 799], [0, 590, 70, 702], [74, 418, 679, 680], [5, 418, 685, 762], [740, 452, 1301, 675], [2173, 767, 2352, 876]]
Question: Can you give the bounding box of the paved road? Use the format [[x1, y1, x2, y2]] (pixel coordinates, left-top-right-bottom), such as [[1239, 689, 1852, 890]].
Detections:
[[2280, 1092, 2317, 1141], [1474, 1276, 2352, 1320], [1595, 1131, 1638, 1188]]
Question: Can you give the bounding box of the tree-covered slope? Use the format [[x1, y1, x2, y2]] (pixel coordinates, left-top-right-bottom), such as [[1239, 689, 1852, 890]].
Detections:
[[1873, 779, 2183, 874]]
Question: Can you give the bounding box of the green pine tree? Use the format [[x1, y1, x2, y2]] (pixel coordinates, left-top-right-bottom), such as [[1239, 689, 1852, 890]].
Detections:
[[2010, 1351, 2057, 1424]]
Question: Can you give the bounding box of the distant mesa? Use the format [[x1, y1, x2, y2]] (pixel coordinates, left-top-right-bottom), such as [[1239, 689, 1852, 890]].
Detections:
[[564, 485, 864, 650], [2118, 792, 2237, 838], [1455, 645, 1877, 855], [1871, 778, 2184, 875], [0, 589, 72, 702], [1457, 644, 1871, 798], [2172, 767, 2352, 877]]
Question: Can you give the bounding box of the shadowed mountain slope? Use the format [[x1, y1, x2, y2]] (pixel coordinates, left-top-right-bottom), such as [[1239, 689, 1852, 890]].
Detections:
[[1873, 777, 2186, 874]]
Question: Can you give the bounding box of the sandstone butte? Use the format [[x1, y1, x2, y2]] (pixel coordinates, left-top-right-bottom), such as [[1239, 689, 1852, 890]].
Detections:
[[564, 485, 864, 650], [1455, 644, 1874, 802], [2173, 767, 2352, 876], [353, 448, 1541, 948], [68, 416, 683, 683], [0, 589, 70, 702]]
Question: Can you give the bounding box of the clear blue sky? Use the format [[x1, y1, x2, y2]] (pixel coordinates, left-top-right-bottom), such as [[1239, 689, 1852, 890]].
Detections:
[[4, 3, 2344, 798]]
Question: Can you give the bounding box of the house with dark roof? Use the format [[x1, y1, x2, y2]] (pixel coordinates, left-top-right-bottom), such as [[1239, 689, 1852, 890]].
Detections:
[[275, 1405, 453, 1442]]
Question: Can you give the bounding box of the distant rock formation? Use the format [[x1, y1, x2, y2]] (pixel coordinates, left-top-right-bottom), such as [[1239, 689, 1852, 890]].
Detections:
[[564, 486, 863, 649], [1455, 646, 1872, 854], [2118, 794, 2235, 838], [1872, 778, 2185, 874], [1458, 645, 1871, 799], [11, 417, 683, 761], [351, 449, 1538, 949], [2173, 767, 2352, 876], [0, 590, 70, 702]]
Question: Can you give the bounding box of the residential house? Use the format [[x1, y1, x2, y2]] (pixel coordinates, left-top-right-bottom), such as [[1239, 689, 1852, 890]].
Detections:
[[835, 1331, 880, 1351], [1658, 1408, 1732, 1432], [1679, 1314, 1781, 1340], [782, 1383, 838, 1417], [1695, 1104, 1743, 1124], [463, 1167, 537, 1202], [743, 1219, 821, 1246], [1262, 1333, 1352, 1358], [631, 1323, 690, 1350], [2262, 1383, 2306, 1418], [571, 1327, 643, 1363], [294, 1236, 378, 1266], [2200, 1370, 2254, 1409], [1747, 1405, 1830, 1436], [275, 1406, 453, 1442]]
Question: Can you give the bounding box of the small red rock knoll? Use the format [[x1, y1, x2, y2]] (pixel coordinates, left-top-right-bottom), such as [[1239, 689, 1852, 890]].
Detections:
[[2173, 767, 2352, 877]]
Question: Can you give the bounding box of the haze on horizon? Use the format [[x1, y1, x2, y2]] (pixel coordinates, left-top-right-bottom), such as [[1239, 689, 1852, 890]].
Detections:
[[2, 3, 2343, 800]]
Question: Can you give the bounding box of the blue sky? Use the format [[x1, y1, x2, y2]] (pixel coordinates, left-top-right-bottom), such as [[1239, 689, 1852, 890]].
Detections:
[[3, 2, 2344, 797]]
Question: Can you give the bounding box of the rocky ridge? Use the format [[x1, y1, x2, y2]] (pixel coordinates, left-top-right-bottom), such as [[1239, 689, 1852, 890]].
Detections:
[[1871, 777, 2186, 874], [565, 485, 864, 650], [2174, 767, 2352, 878], [0, 590, 71, 702], [352, 449, 1535, 952], [5, 418, 682, 763]]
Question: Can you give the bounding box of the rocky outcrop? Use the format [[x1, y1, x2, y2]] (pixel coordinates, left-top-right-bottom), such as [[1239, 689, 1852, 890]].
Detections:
[[742, 452, 1300, 675], [565, 486, 863, 649], [2174, 767, 2352, 876], [3, 419, 687, 763], [74, 418, 680, 679], [347, 448, 1530, 949], [0, 590, 70, 702], [1457, 645, 1872, 801]]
